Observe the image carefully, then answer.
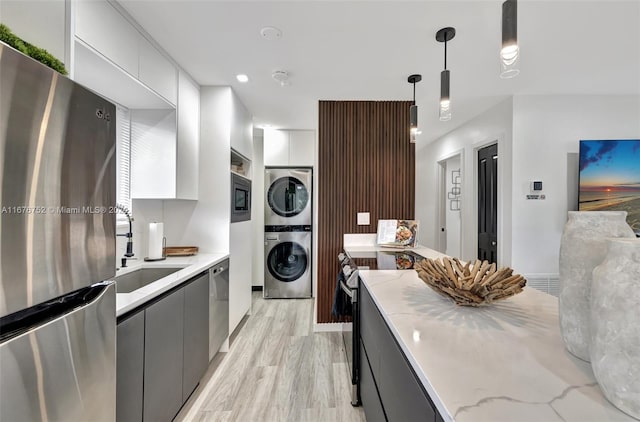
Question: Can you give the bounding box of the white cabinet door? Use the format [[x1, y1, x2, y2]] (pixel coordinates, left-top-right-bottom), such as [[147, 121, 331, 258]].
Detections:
[[263, 129, 289, 166], [75, 1, 139, 77], [230, 92, 253, 160], [131, 109, 177, 199], [289, 131, 315, 166], [229, 221, 252, 334], [138, 36, 177, 105], [176, 71, 199, 200]]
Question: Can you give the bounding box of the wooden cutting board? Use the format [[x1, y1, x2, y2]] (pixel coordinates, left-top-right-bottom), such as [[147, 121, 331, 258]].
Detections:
[[163, 246, 199, 256]]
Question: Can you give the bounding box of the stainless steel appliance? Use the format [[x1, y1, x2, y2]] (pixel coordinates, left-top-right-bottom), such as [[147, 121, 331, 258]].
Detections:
[[231, 172, 251, 223], [209, 259, 230, 360], [265, 168, 312, 226], [264, 225, 312, 298], [337, 248, 427, 407], [337, 251, 361, 406], [0, 43, 117, 421]]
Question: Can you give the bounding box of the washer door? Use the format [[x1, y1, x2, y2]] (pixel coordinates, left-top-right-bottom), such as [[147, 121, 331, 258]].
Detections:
[[267, 241, 308, 282], [267, 177, 309, 218]]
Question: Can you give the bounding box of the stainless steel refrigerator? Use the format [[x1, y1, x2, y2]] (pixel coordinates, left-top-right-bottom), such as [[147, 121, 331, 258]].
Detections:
[[0, 43, 117, 421]]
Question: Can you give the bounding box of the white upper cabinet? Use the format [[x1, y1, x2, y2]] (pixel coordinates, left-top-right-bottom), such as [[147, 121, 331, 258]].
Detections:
[[264, 129, 315, 166], [130, 109, 178, 199], [75, 0, 177, 107], [263, 129, 289, 166], [289, 131, 315, 166], [230, 92, 253, 160], [176, 71, 200, 200], [75, 1, 139, 77], [139, 36, 178, 105]]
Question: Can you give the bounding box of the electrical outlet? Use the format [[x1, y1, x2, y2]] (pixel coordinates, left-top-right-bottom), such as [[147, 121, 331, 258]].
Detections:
[[357, 212, 370, 225]]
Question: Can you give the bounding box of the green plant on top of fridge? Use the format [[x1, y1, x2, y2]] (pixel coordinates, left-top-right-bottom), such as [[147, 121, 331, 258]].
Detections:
[[0, 23, 67, 75]]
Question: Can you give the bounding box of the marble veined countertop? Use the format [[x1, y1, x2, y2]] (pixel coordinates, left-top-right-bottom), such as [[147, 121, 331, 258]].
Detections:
[[354, 247, 634, 421], [114, 253, 228, 317]]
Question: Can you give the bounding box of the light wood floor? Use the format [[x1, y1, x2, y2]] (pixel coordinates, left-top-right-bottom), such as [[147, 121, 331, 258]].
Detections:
[[175, 292, 366, 422]]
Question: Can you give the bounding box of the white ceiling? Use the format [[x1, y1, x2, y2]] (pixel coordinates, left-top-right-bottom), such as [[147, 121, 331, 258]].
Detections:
[[117, 0, 640, 145]]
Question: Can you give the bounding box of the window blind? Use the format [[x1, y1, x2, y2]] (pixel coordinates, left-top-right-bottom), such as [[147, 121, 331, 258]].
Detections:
[[116, 106, 131, 220]]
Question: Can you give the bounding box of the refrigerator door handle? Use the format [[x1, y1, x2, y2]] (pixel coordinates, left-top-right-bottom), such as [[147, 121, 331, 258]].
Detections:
[[0, 281, 114, 344]]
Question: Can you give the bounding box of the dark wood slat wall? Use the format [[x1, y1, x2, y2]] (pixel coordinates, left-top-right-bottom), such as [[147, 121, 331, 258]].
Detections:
[[318, 100, 415, 323]]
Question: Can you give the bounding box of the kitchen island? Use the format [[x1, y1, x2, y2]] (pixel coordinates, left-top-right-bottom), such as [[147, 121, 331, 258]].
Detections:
[[350, 245, 635, 422]]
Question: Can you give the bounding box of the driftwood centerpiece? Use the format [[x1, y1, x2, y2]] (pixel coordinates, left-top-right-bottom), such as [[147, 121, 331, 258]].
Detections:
[[415, 257, 526, 306]]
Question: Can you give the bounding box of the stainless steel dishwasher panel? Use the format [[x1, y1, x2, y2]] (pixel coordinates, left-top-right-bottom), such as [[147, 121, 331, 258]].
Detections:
[[209, 259, 230, 360]]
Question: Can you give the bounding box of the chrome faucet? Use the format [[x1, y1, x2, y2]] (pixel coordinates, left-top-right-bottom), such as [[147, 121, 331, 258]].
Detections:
[[116, 204, 134, 260]]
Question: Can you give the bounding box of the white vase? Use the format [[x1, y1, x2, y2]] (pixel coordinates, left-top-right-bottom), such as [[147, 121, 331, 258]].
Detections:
[[558, 211, 634, 361], [590, 238, 640, 419]]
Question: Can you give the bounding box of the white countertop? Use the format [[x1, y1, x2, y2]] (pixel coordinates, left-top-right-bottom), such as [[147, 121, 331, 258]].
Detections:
[[114, 253, 228, 317], [359, 268, 635, 422]]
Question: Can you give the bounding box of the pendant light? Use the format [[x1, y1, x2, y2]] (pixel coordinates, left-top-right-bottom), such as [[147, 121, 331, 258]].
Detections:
[[408, 74, 422, 143], [500, 0, 519, 78], [436, 27, 455, 122]]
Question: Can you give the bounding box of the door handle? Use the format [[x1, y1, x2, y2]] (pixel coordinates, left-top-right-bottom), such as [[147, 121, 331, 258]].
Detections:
[[491, 241, 497, 246]]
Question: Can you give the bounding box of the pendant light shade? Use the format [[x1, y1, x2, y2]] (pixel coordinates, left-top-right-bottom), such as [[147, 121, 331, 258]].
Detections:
[[439, 70, 451, 121], [408, 74, 421, 143], [436, 27, 455, 122], [500, 0, 519, 78]]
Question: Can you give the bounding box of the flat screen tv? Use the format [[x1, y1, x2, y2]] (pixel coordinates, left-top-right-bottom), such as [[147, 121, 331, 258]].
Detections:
[[578, 139, 640, 236]]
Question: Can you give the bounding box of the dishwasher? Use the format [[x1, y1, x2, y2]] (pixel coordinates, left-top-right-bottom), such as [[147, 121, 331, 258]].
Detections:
[[209, 259, 229, 360]]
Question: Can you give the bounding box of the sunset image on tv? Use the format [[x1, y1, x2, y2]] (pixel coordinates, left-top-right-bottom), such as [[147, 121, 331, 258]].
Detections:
[[579, 140, 640, 234]]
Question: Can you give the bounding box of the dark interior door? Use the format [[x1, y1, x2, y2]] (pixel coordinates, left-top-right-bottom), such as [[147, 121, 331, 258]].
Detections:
[[478, 144, 498, 263]]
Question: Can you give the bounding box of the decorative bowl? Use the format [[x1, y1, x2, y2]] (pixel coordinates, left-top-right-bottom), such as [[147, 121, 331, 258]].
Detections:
[[415, 257, 526, 306]]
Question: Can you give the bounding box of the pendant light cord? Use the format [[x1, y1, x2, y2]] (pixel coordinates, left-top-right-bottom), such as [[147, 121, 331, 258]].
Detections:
[[444, 39, 448, 70], [413, 82, 416, 104]]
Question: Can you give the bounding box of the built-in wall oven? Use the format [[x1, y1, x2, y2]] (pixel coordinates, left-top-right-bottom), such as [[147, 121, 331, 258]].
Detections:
[[231, 172, 251, 223]]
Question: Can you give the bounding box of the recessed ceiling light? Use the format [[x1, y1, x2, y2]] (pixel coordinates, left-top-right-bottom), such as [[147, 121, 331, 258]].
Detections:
[[236, 74, 249, 83], [260, 26, 282, 41]]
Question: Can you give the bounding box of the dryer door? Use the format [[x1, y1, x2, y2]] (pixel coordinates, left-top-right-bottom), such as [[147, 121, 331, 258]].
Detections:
[[266, 241, 308, 282], [267, 176, 310, 218]]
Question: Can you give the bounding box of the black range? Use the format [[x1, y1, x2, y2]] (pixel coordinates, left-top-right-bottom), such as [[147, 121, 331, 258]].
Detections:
[[347, 250, 426, 270]]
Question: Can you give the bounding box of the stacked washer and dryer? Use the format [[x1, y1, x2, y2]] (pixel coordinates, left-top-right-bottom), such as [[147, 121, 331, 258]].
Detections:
[[264, 168, 312, 298]]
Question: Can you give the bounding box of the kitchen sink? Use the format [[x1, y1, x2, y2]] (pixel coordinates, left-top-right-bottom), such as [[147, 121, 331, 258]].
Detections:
[[114, 268, 184, 293]]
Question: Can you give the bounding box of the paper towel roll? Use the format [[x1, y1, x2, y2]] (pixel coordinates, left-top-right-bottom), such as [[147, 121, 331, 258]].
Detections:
[[148, 222, 164, 259]]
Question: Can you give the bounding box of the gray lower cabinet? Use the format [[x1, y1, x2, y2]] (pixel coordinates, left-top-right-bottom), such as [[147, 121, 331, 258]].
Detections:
[[116, 311, 144, 422], [143, 288, 185, 422], [182, 272, 210, 402], [360, 284, 441, 422], [359, 341, 386, 422], [117, 271, 213, 422]]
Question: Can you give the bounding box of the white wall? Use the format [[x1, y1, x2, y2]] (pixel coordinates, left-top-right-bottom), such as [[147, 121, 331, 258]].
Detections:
[[416, 98, 513, 265], [417, 94, 640, 283], [511, 95, 640, 275], [0, 0, 68, 66], [251, 129, 265, 287]]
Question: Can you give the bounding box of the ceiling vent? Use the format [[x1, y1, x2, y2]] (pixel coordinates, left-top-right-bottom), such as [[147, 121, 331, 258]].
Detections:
[[272, 70, 290, 86], [260, 26, 282, 41]]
